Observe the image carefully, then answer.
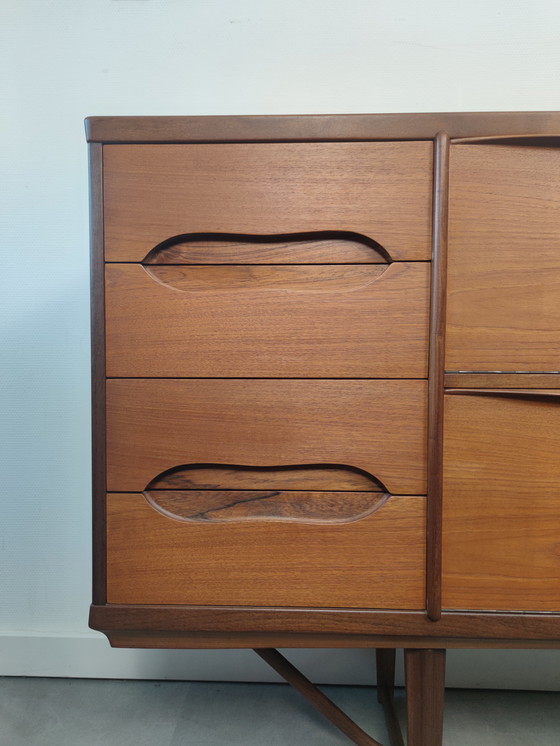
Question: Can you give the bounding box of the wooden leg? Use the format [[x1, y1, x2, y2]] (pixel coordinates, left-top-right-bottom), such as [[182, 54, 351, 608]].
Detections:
[[405, 649, 446, 746], [375, 649, 404, 746], [376, 648, 396, 704]]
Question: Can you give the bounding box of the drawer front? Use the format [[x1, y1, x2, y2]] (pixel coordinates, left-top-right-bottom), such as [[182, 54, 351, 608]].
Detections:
[[103, 142, 433, 262], [106, 493, 426, 609], [106, 378, 428, 495], [442, 391, 560, 612], [446, 144, 560, 372], [105, 262, 430, 378]]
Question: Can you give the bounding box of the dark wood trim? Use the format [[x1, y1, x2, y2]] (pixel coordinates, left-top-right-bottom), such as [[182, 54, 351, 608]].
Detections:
[[89, 605, 560, 644], [426, 132, 450, 621], [452, 134, 560, 146], [89, 143, 106, 604], [254, 649, 384, 746], [446, 388, 560, 399], [444, 373, 560, 389], [405, 649, 445, 746], [100, 631, 560, 650], [376, 648, 396, 704], [376, 649, 405, 746], [85, 111, 560, 144]]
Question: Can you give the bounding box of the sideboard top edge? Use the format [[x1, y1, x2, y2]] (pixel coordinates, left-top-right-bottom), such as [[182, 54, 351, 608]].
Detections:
[[85, 111, 560, 143]]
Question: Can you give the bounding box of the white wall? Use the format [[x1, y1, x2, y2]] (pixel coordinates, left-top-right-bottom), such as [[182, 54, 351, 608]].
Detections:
[[1, 0, 559, 688]]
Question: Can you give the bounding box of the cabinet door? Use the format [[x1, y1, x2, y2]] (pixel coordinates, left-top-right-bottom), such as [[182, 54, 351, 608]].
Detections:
[[446, 144, 560, 372], [442, 391, 560, 612]]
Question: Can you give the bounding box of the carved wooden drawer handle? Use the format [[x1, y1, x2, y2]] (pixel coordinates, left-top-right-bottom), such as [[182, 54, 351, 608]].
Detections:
[[144, 463, 391, 524]]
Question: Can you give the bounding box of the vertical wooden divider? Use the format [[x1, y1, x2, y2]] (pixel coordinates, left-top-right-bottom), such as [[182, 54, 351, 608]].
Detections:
[[426, 132, 450, 621], [89, 142, 107, 605]]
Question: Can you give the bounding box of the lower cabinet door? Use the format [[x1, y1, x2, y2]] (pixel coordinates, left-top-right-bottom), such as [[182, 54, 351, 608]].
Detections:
[[442, 390, 560, 612], [106, 493, 426, 609]]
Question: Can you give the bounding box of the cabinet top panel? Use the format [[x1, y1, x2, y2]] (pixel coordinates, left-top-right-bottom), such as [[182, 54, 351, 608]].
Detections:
[[85, 111, 560, 143]]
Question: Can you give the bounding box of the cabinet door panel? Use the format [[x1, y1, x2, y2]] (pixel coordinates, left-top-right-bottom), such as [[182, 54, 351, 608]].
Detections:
[[443, 392, 560, 611], [446, 144, 560, 372], [103, 142, 433, 262]]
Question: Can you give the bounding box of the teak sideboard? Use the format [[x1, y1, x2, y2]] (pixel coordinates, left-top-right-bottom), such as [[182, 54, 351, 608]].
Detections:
[[86, 113, 560, 746]]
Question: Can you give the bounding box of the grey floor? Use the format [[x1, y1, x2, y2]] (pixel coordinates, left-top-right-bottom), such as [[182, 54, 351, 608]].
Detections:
[[1, 677, 559, 746]]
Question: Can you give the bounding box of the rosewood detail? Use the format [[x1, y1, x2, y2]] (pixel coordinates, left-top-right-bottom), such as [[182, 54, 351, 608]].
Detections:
[[148, 463, 384, 492], [144, 463, 389, 524], [145, 490, 390, 524]]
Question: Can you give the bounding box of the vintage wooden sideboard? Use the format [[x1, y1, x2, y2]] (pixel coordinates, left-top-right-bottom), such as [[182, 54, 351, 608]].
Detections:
[[86, 113, 560, 746]]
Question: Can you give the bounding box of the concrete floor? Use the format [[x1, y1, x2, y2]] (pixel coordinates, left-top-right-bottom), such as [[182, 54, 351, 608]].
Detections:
[[1, 677, 559, 745]]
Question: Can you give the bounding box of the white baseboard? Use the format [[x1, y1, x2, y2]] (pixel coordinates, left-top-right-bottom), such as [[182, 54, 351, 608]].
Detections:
[[1, 633, 559, 690]]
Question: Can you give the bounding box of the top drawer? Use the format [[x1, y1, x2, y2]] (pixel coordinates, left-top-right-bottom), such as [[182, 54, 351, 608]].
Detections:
[[103, 142, 433, 262]]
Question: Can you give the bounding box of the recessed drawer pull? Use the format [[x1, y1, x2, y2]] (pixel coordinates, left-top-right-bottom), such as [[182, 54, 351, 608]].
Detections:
[[446, 388, 560, 400], [452, 134, 560, 146], [145, 490, 391, 524], [147, 462, 384, 491], [141, 231, 391, 265], [106, 379, 428, 496], [143, 463, 389, 524], [103, 141, 434, 263], [106, 491, 426, 608], [142, 264, 389, 294]]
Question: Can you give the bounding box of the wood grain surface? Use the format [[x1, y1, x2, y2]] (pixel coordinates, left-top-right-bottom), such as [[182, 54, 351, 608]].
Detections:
[[105, 262, 430, 378], [145, 490, 388, 523], [106, 379, 428, 495], [445, 388, 560, 399], [254, 648, 386, 746], [89, 142, 107, 604], [103, 142, 433, 262], [444, 373, 560, 388], [142, 234, 388, 264], [89, 604, 560, 646], [442, 392, 560, 611], [85, 112, 560, 144], [106, 493, 425, 608], [446, 144, 560, 371], [426, 131, 450, 621], [148, 464, 383, 491], [405, 649, 446, 746]]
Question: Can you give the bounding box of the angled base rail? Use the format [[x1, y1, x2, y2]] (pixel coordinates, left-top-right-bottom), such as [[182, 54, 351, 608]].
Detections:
[[253, 647, 446, 746]]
